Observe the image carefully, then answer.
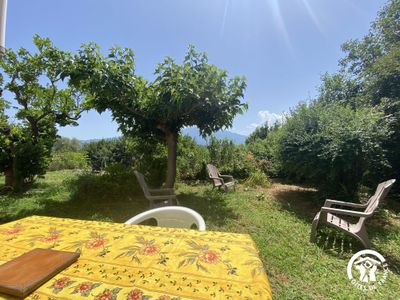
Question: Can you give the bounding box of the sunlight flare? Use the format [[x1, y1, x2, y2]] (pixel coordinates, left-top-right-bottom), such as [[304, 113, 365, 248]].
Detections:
[[268, 0, 293, 53], [220, 0, 230, 36], [300, 0, 325, 36]]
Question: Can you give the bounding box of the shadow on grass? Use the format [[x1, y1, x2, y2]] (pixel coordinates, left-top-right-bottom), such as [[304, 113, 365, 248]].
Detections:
[[315, 224, 400, 275], [269, 180, 400, 274], [178, 189, 238, 227], [0, 173, 148, 224], [1, 173, 237, 229]]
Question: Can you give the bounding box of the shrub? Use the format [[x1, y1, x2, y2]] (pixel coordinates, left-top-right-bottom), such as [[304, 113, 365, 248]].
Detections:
[[207, 136, 256, 179], [48, 151, 88, 171], [246, 127, 283, 177], [82, 137, 166, 186], [177, 135, 209, 181], [276, 101, 389, 198], [244, 169, 271, 188], [65, 163, 140, 203]]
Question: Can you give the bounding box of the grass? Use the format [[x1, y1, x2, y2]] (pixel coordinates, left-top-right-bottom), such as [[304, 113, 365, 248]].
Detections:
[[1, 171, 400, 299]]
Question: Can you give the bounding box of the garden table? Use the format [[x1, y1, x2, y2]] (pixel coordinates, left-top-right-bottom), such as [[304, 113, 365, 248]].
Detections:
[[0, 216, 272, 299]]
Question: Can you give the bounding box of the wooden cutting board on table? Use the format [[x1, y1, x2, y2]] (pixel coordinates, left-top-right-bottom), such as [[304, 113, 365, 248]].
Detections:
[[0, 248, 80, 298]]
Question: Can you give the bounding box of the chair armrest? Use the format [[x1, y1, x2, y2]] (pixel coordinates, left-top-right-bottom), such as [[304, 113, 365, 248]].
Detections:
[[320, 206, 370, 217], [324, 199, 368, 208], [219, 175, 233, 179], [210, 177, 224, 184]]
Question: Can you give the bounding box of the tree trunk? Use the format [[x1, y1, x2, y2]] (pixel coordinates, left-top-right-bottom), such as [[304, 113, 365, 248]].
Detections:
[[165, 131, 177, 188], [4, 165, 14, 188]]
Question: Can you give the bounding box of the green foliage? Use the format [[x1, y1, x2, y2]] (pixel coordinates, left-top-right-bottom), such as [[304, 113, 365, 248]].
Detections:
[[0, 36, 85, 190], [245, 123, 271, 144], [255, 191, 266, 201], [83, 139, 120, 172], [65, 164, 140, 204], [48, 151, 88, 171], [71, 44, 247, 187], [277, 102, 388, 197], [335, 0, 400, 192], [246, 126, 283, 177], [244, 170, 271, 188], [240, 1, 399, 197], [207, 136, 256, 179], [82, 137, 166, 186], [177, 135, 209, 180]]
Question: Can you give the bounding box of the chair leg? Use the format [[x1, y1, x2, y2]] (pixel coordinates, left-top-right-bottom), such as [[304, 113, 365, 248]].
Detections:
[[310, 212, 320, 243], [357, 228, 372, 249]]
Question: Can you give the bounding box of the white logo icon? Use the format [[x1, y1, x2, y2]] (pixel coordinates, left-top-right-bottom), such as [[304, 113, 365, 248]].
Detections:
[[347, 250, 389, 291]]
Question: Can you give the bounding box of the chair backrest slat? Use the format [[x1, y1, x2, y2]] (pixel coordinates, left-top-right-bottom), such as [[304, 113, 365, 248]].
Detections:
[[207, 164, 222, 186], [207, 164, 219, 178], [134, 171, 151, 197], [365, 179, 396, 214]]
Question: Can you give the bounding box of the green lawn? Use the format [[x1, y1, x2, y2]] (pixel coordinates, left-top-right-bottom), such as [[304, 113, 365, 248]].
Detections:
[[1, 171, 399, 299]]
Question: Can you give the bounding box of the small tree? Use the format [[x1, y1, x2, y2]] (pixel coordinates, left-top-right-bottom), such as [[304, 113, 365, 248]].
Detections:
[[72, 45, 247, 187], [0, 36, 85, 190]]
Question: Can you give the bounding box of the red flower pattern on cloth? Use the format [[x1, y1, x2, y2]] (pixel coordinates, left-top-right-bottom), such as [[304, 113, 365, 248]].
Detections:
[[198, 250, 220, 264], [127, 289, 144, 300], [4, 225, 23, 235], [86, 238, 106, 249], [95, 289, 113, 300], [41, 233, 61, 242], [41, 228, 62, 242], [140, 244, 160, 255], [158, 296, 172, 300], [53, 277, 70, 289], [75, 282, 92, 293]]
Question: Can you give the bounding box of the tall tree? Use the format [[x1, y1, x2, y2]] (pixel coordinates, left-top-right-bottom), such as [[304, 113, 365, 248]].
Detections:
[[72, 45, 247, 187], [340, 0, 400, 185], [0, 36, 85, 190]]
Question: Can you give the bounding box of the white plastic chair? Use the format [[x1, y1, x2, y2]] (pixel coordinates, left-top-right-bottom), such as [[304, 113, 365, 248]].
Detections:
[[124, 206, 206, 231]]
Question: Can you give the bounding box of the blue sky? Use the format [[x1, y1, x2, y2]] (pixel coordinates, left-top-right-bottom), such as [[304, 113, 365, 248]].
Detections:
[[5, 0, 386, 139]]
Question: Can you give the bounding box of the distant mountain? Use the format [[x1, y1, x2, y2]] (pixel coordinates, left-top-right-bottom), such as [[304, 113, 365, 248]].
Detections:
[[78, 128, 247, 145], [181, 127, 247, 145]]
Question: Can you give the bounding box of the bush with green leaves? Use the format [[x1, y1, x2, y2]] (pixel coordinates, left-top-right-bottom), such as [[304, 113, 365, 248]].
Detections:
[[246, 126, 283, 177], [177, 135, 209, 181], [277, 101, 389, 198], [65, 163, 140, 203], [207, 136, 256, 179], [48, 151, 88, 171], [244, 169, 271, 188], [82, 137, 167, 186]]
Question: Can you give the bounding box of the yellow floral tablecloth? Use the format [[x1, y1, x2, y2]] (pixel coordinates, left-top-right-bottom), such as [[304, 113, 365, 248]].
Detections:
[[0, 216, 272, 300]]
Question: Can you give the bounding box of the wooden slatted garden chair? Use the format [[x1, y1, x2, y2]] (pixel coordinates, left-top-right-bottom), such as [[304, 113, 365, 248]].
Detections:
[[207, 164, 235, 191], [310, 179, 396, 248], [134, 171, 179, 208]]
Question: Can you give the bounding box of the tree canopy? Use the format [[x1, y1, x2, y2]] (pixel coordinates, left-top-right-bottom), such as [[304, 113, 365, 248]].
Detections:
[[0, 36, 86, 190], [71, 45, 247, 187]]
